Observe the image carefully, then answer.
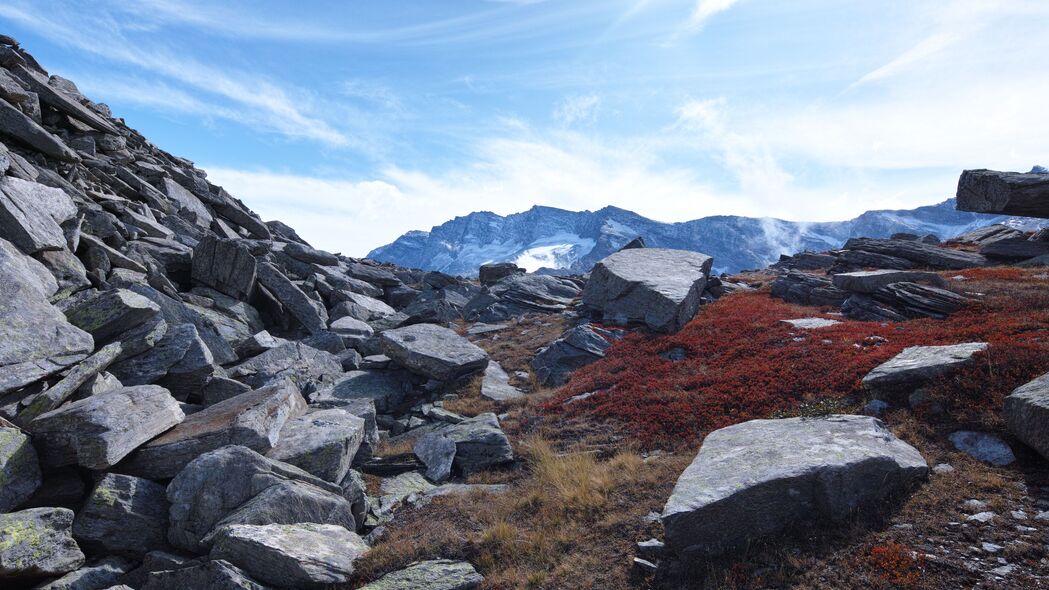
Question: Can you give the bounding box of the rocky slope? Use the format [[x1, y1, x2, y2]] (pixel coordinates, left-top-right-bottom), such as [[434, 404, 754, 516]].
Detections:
[[368, 200, 1043, 276]]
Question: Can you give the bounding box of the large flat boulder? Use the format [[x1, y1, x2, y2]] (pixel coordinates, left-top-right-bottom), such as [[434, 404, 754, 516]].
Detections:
[[119, 380, 306, 480], [72, 473, 169, 557], [0, 508, 85, 581], [29, 385, 184, 470], [770, 270, 849, 307], [862, 343, 987, 399], [228, 342, 342, 393], [381, 324, 489, 381], [266, 409, 365, 483], [357, 559, 483, 590], [209, 523, 369, 588], [842, 238, 987, 270], [0, 427, 41, 512], [582, 248, 713, 333], [63, 288, 161, 345], [1004, 372, 1049, 460], [141, 559, 269, 590], [956, 169, 1049, 219], [662, 415, 927, 558], [0, 176, 76, 254], [308, 370, 414, 414], [442, 412, 514, 476], [832, 270, 946, 293]]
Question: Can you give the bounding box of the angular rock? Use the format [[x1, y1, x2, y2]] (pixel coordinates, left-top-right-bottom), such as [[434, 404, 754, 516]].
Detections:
[[63, 289, 161, 344], [771, 270, 849, 307], [0, 508, 84, 581], [0, 177, 76, 254], [862, 343, 988, 399], [1004, 372, 1049, 461], [266, 409, 365, 483], [329, 315, 374, 344], [29, 385, 184, 470], [109, 324, 216, 400], [948, 431, 1015, 466], [956, 169, 1049, 219], [330, 291, 396, 323], [531, 324, 612, 387], [209, 523, 368, 588], [780, 318, 840, 329], [414, 433, 457, 483], [0, 98, 78, 161], [284, 242, 339, 266], [950, 224, 1027, 246], [308, 370, 414, 414], [479, 262, 523, 285], [13, 65, 120, 134], [235, 330, 287, 359], [832, 270, 946, 293], [227, 342, 342, 393], [582, 248, 713, 333], [72, 473, 169, 556], [190, 236, 256, 301], [842, 238, 987, 270], [480, 361, 524, 401], [255, 263, 327, 334], [141, 559, 269, 590], [442, 413, 513, 475], [119, 380, 305, 480], [980, 238, 1049, 261], [662, 415, 927, 558], [0, 427, 41, 512], [34, 556, 133, 590], [381, 324, 489, 381], [357, 559, 483, 590]]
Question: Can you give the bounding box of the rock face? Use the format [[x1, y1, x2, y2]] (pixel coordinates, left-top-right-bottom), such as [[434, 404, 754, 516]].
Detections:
[[841, 237, 988, 270], [190, 236, 257, 300], [29, 385, 184, 470], [956, 169, 1049, 219], [381, 324, 490, 381], [357, 559, 484, 590], [266, 409, 365, 483], [0, 508, 85, 581], [662, 416, 928, 558], [862, 343, 988, 399], [72, 473, 170, 556], [1004, 372, 1049, 460], [209, 523, 369, 588], [0, 427, 41, 512], [582, 248, 713, 333]]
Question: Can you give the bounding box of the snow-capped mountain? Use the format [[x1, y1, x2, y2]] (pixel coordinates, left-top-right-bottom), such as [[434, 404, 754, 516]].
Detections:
[[367, 201, 1039, 276]]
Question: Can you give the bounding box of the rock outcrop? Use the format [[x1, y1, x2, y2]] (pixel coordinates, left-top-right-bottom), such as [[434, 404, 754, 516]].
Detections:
[[957, 169, 1049, 219]]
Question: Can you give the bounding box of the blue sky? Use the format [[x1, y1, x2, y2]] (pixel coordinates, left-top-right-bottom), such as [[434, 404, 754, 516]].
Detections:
[[2, 0, 1048, 255]]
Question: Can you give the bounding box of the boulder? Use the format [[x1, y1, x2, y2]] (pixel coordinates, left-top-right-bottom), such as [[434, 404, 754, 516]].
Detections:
[[190, 236, 256, 301], [531, 324, 612, 387], [861, 343, 988, 399], [980, 238, 1049, 261], [780, 318, 840, 329], [467, 274, 580, 321], [843, 283, 969, 322], [308, 370, 414, 414], [329, 315, 374, 345], [381, 324, 490, 381], [956, 169, 1049, 219], [72, 473, 169, 556], [0, 508, 84, 581], [266, 409, 365, 483], [18, 342, 122, 422], [329, 291, 397, 323], [165, 446, 355, 552], [0, 98, 79, 162], [0, 177, 76, 254], [284, 242, 339, 266], [119, 380, 306, 480], [63, 289, 161, 345], [209, 523, 368, 588], [948, 431, 1015, 466], [108, 324, 214, 397], [414, 433, 457, 483], [357, 559, 483, 590], [770, 270, 849, 307], [442, 413, 513, 475], [255, 263, 328, 334], [29, 385, 184, 470], [479, 262, 523, 285], [842, 238, 987, 270], [480, 361, 524, 401], [13, 65, 120, 134], [0, 427, 41, 512], [34, 556, 133, 590], [227, 342, 342, 393], [950, 224, 1026, 246], [141, 559, 268, 590], [582, 248, 713, 333], [1004, 372, 1049, 460], [662, 415, 927, 558], [832, 270, 946, 293]]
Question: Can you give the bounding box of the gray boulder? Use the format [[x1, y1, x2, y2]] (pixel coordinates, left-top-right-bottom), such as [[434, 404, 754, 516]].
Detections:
[[33, 556, 133, 590], [357, 559, 483, 590], [284, 242, 339, 266], [582, 248, 713, 333], [950, 224, 1026, 246], [862, 343, 987, 399], [0, 427, 41, 512], [980, 237, 1049, 261], [329, 291, 396, 323], [662, 415, 927, 558], [0, 508, 85, 581], [414, 433, 457, 483], [0, 176, 76, 254], [842, 237, 988, 270], [18, 342, 123, 422], [1004, 372, 1049, 460], [255, 263, 328, 334], [480, 361, 524, 401], [119, 380, 306, 480], [531, 324, 612, 387], [381, 324, 490, 381], [29, 385, 184, 470], [227, 342, 342, 393], [108, 324, 214, 397], [72, 474, 169, 556], [770, 270, 849, 307], [0, 98, 79, 162], [209, 523, 368, 588], [308, 370, 414, 414], [948, 431, 1015, 466], [63, 289, 161, 345], [190, 236, 257, 300], [329, 315, 374, 345], [479, 262, 523, 285], [956, 168, 1049, 219], [141, 559, 269, 590], [832, 270, 946, 293], [266, 409, 365, 483], [443, 413, 513, 475]]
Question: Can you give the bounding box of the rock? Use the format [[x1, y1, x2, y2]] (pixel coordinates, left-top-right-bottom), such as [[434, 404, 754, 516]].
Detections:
[[479, 262, 523, 285], [72, 473, 169, 556], [227, 342, 342, 393], [480, 361, 524, 401], [843, 282, 969, 322], [661, 415, 927, 558], [948, 431, 1015, 466], [861, 343, 988, 399], [467, 274, 580, 320], [13, 65, 119, 134], [531, 324, 612, 387], [140, 559, 269, 590], [1004, 372, 1049, 460], [34, 556, 133, 590], [209, 523, 368, 588], [832, 270, 946, 293], [980, 238, 1049, 261], [190, 236, 257, 300], [308, 370, 414, 414], [772, 252, 838, 271], [234, 331, 287, 359], [29, 385, 184, 470], [381, 324, 489, 381], [842, 238, 987, 270], [266, 409, 365, 483], [108, 324, 214, 397], [329, 315, 374, 345], [636, 538, 665, 560], [0, 508, 84, 581], [255, 263, 328, 334], [414, 433, 457, 483], [357, 559, 483, 590], [442, 413, 513, 475], [950, 224, 1027, 246], [0, 238, 93, 394], [770, 270, 849, 307], [0, 177, 76, 254], [284, 242, 339, 266], [329, 291, 397, 324], [119, 380, 306, 480], [956, 169, 1049, 219], [780, 318, 841, 329], [0, 427, 41, 512], [124, 284, 238, 365], [63, 289, 161, 345], [34, 248, 91, 295], [582, 248, 713, 333], [0, 98, 79, 161]]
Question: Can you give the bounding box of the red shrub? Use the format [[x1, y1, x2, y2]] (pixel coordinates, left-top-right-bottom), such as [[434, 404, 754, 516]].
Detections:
[[545, 273, 1049, 446], [868, 542, 924, 588]]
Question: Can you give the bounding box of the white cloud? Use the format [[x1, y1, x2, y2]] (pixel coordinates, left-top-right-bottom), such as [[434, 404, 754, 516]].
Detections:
[[553, 94, 602, 126], [688, 0, 739, 31]]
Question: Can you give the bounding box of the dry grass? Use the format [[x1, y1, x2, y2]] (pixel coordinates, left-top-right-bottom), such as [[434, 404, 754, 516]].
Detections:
[[470, 314, 569, 377]]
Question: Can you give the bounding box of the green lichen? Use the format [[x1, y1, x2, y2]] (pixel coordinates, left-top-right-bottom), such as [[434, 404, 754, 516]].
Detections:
[[0, 518, 48, 568]]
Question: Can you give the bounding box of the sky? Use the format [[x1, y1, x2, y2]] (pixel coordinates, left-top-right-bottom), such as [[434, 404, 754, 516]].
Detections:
[[2, 0, 1048, 256]]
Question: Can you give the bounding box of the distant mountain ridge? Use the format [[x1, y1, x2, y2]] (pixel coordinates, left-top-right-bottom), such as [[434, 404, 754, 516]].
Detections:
[[368, 200, 1041, 276]]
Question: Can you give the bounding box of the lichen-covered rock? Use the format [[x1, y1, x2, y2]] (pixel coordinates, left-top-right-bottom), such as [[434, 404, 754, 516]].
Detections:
[[140, 559, 269, 590], [308, 370, 414, 414], [34, 556, 133, 590], [266, 409, 365, 483], [0, 176, 76, 254], [1004, 372, 1049, 461], [73, 474, 169, 557], [442, 413, 513, 476], [0, 427, 41, 512], [189, 236, 257, 301], [380, 324, 489, 381], [0, 508, 85, 581], [227, 342, 342, 393], [358, 559, 483, 590], [63, 289, 162, 346], [861, 343, 988, 399], [209, 523, 368, 588]]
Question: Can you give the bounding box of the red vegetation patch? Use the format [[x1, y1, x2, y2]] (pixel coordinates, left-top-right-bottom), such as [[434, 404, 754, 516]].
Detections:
[[867, 542, 925, 588], [547, 271, 1049, 446]]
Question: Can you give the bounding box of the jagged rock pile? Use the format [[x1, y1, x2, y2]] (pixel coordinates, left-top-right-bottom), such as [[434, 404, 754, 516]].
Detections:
[[0, 39, 496, 589]]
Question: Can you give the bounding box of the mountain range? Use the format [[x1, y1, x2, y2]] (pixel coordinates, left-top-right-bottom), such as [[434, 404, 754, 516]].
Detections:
[[367, 200, 1040, 276]]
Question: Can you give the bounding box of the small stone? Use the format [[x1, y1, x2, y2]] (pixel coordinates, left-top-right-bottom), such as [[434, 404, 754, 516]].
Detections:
[[933, 463, 955, 474], [981, 542, 1003, 553], [949, 431, 1015, 466], [967, 512, 996, 523]]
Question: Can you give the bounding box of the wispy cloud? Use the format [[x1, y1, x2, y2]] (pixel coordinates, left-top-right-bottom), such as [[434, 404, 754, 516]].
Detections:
[[687, 0, 740, 31], [553, 94, 602, 126]]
